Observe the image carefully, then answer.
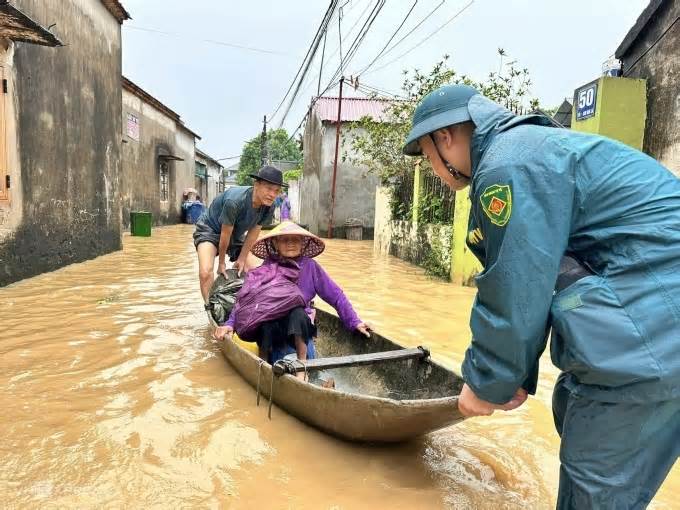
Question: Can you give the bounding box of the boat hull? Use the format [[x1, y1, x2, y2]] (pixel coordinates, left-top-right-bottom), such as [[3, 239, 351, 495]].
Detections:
[[213, 309, 466, 442]]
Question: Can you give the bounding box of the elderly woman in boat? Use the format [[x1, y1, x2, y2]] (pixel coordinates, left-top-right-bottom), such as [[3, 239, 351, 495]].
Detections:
[[214, 221, 370, 373]]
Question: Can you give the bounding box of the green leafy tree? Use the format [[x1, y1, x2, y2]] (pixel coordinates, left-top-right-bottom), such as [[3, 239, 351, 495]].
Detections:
[[283, 167, 302, 183], [350, 51, 542, 221], [237, 128, 302, 185]]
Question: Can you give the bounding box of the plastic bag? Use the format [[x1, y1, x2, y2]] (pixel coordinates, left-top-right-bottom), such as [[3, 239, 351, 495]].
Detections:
[[207, 269, 244, 324]]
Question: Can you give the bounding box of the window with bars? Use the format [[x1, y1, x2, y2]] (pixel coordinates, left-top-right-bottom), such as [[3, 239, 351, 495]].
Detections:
[[159, 161, 169, 201]]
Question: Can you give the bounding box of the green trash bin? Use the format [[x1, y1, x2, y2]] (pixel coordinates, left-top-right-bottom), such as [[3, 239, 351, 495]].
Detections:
[[130, 211, 152, 237]]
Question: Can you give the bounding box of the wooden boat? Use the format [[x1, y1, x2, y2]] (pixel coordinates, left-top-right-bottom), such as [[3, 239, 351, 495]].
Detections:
[[210, 308, 466, 442]]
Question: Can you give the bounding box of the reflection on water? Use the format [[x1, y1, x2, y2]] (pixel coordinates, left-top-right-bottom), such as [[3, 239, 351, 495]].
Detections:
[[0, 225, 677, 508]]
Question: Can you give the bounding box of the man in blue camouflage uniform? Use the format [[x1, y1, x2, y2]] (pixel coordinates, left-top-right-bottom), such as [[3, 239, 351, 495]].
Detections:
[[403, 84, 680, 509]]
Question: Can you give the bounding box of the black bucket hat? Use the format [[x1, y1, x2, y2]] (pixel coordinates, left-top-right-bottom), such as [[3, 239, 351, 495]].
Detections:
[[249, 165, 288, 188]]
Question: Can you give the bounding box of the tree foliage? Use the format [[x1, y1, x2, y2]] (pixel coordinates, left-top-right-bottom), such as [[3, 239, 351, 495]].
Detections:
[[283, 167, 302, 183], [237, 128, 302, 185], [350, 50, 540, 188]]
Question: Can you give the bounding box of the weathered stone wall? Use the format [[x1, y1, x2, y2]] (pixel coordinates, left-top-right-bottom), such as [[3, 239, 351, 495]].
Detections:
[[121, 89, 196, 228], [386, 220, 453, 280], [619, 0, 680, 176], [300, 110, 322, 234], [374, 185, 475, 283], [301, 112, 378, 239], [0, 0, 123, 286], [317, 125, 378, 239], [287, 179, 301, 223]]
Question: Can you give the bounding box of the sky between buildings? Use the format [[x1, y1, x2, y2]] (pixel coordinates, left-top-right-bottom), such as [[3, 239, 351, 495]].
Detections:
[[122, 0, 649, 160]]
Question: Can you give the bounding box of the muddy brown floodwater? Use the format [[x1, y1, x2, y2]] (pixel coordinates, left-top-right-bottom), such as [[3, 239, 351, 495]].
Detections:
[[1, 225, 678, 509]]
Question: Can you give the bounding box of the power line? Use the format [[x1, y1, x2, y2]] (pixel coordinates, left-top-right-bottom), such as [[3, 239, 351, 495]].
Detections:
[[363, 0, 474, 77], [356, 81, 405, 99], [123, 25, 289, 56], [356, 0, 419, 76], [283, 77, 342, 145], [270, 0, 336, 121], [280, 0, 386, 143], [317, 26, 328, 95], [324, 0, 374, 64], [308, 0, 374, 98], [279, 0, 383, 131], [338, 3, 344, 75], [269, 0, 339, 123], [324, 0, 386, 87], [360, 0, 445, 73], [275, 8, 338, 128]]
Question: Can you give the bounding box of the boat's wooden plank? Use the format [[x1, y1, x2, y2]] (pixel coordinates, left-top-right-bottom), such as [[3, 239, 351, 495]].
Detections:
[[272, 346, 430, 376]]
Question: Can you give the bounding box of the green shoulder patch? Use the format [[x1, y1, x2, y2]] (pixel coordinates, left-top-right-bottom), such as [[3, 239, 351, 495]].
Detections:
[[480, 184, 512, 227]]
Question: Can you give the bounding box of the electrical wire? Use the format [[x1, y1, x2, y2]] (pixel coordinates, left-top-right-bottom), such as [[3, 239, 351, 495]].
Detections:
[[356, 81, 405, 98], [269, 0, 339, 123], [359, 0, 445, 73], [324, 0, 373, 64], [124, 25, 290, 56], [276, 8, 338, 127], [280, 0, 386, 143], [355, 0, 419, 76], [363, 0, 474, 77], [282, 78, 342, 145], [316, 27, 328, 96], [324, 0, 386, 87]]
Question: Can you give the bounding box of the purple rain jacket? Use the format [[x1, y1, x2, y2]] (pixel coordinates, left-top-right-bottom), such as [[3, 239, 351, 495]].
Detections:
[[226, 257, 362, 333]]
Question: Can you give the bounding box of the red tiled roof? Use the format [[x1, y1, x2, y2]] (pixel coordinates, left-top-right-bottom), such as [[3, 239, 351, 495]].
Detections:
[[313, 96, 393, 123]]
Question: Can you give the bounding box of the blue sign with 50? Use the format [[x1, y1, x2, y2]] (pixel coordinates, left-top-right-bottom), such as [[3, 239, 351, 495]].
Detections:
[[574, 81, 598, 121]]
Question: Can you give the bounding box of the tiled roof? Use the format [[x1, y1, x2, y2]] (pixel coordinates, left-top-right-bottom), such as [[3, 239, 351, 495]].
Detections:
[[553, 99, 573, 128], [0, 2, 62, 46], [615, 0, 670, 58], [313, 96, 393, 123], [100, 0, 130, 24]]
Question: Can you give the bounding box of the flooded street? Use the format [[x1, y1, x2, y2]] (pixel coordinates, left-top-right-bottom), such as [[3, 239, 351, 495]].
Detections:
[[1, 224, 678, 509]]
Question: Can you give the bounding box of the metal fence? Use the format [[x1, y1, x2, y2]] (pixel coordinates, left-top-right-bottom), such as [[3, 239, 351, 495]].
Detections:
[[388, 168, 456, 224], [418, 172, 456, 224], [390, 171, 415, 221]]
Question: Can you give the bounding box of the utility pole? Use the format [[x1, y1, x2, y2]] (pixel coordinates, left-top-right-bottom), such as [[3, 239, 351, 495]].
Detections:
[[328, 76, 344, 239], [261, 115, 267, 166]]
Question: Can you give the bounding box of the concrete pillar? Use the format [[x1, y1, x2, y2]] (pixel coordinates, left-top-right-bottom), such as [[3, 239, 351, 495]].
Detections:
[[571, 76, 646, 150], [373, 185, 392, 255], [411, 161, 423, 226], [450, 191, 483, 286]]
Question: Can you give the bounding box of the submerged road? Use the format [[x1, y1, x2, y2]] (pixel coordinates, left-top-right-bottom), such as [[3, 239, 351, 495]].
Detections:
[[1, 224, 677, 508]]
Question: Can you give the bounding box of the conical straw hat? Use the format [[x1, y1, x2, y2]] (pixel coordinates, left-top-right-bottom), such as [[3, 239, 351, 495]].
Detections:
[[251, 221, 326, 259]]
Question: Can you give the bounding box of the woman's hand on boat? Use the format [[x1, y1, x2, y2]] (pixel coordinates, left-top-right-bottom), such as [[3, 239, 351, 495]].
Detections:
[[457, 384, 528, 417], [213, 325, 233, 341], [356, 322, 371, 338]]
